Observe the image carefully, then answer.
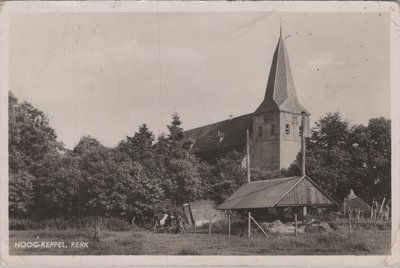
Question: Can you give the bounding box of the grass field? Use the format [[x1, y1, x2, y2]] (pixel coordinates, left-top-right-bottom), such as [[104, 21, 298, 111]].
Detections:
[[9, 228, 391, 255]]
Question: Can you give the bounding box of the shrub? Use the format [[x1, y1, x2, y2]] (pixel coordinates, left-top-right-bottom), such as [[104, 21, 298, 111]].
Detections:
[[9, 218, 28, 230], [9, 217, 131, 231], [103, 218, 130, 231]]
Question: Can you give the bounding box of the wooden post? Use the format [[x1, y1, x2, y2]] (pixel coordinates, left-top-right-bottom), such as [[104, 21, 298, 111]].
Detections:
[[208, 214, 212, 235], [370, 205, 374, 220], [301, 112, 306, 177], [303, 206, 307, 217], [247, 211, 251, 238], [378, 198, 386, 221], [153, 218, 158, 233], [246, 129, 251, 183], [294, 214, 298, 237], [228, 212, 231, 237], [194, 222, 196, 235], [348, 212, 352, 232]]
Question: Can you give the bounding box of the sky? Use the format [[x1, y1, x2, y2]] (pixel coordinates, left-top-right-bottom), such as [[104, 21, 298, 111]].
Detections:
[[9, 11, 390, 149]]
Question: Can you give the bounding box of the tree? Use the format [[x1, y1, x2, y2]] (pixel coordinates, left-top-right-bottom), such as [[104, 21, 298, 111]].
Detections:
[[157, 113, 202, 206], [287, 113, 391, 203], [287, 113, 352, 201], [8, 92, 64, 217], [346, 117, 391, 203], [9, 171, 35, 217], [32, 154, 82, 219], [70, 135, 166, 222], [69, 136, 116, 216], [8, 92, 64, 177], [117, 124, 155, 162], [205, 151, 246, 203], [116, 161, 166, 225], [167, 113, 184, 143], [251, 168, 283, 181]]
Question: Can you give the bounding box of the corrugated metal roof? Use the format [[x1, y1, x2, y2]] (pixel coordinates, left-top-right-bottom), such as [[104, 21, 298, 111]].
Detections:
[[217, 176, 338, 210], [217, 176, 303, 210]]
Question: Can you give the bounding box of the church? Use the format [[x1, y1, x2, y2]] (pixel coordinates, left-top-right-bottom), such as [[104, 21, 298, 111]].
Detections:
[[184, 29, 310, 173]]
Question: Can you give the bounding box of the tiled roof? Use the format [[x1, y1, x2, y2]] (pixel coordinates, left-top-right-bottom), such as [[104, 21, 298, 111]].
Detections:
[[184, 113, 253, 153]]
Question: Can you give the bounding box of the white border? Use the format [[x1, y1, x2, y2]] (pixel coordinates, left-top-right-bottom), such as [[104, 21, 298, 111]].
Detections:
[[0, 1, 399, 266]]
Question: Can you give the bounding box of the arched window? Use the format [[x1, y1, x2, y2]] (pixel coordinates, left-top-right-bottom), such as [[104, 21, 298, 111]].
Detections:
[[258, 126, 263, 137], [285, 124, 290, 134], [270, 124, 275, 135], [299, 126, 303, 137]]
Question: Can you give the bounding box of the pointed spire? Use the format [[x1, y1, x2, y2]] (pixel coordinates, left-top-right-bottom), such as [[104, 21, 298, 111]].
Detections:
[[279, 19, 282, 38], [255, 27, 309, 115]]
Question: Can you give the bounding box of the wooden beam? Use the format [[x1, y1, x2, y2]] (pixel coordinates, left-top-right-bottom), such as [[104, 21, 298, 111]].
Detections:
[[246, 129, 251, 183], [247, 211, 251, 237], [348, 213, 352, 232], [250, 215, 269, 238], [228, 212, 231, 237], [301, 112, 306, 177], [208, 214, 212, 235]]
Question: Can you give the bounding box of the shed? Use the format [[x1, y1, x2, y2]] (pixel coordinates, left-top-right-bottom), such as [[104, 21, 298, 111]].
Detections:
[[342, 189, 371, 213], [183, 200, 226, 227], [217, 176, 338, 210]]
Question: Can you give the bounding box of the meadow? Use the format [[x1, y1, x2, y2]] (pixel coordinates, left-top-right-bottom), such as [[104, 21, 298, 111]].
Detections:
[[9, 227, 391, 255]]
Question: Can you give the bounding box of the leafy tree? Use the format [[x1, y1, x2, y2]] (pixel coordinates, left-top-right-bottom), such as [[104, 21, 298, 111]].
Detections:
[[9, 171, 35, 217], [8, 92, 64, 217], [8, 92, 64, 177], [346, 117, 391, 203], [287, 113, 391, 203], [206, 151, 246, 203], [71, 135, 166, 223], [197, 162, 215, 200], [251, 168, 283, 181], [70, 136, 116, 216], [32, 154, 82, 219], [287, 113, 351, 201]]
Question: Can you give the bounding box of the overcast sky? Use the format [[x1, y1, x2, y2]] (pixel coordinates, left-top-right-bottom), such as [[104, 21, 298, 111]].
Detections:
[[10, 11, 390, 149]]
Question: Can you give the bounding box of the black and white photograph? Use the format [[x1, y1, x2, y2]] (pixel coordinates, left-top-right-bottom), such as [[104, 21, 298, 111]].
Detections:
[[0, 1, 399, 266]]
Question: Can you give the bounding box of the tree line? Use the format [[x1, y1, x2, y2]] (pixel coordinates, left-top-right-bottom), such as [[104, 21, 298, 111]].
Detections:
[[9, 92, 391, 225], [287, 112, 391, 204], [9, 92, 246, 225]]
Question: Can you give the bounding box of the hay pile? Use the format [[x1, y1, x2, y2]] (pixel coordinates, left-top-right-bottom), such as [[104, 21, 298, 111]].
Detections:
[[305, 219, 333, 233], [260, 219, 332, 234], [261, 220, 305, 234]]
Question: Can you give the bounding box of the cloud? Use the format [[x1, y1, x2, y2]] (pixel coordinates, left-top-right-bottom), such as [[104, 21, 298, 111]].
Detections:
[[307, 53, 345, 68]]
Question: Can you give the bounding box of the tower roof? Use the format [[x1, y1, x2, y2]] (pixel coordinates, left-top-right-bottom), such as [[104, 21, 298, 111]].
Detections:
[[255, 31, 309, 115]]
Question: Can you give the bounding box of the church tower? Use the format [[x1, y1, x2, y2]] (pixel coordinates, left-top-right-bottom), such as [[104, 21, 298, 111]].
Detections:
[[252, 29, 310, 172]]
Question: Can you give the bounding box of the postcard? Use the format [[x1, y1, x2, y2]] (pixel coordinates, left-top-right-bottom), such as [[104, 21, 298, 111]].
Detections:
[[0, 1, 399, 266]]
